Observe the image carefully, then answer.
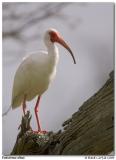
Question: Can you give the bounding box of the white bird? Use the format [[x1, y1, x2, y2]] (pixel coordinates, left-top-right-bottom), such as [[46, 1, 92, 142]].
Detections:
[[11, 28, 76, 133]]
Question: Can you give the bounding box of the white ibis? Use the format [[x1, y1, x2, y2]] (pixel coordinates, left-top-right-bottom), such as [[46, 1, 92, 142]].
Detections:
[[11, 28, 76, 133]]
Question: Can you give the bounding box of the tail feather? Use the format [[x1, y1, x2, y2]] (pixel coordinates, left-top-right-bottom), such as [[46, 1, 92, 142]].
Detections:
[[2, 94, 23, 117], [12, 95, 23, 109]]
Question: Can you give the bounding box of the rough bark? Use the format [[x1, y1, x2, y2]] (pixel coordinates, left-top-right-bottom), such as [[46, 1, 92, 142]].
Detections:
[[11, 71, 114, 155]]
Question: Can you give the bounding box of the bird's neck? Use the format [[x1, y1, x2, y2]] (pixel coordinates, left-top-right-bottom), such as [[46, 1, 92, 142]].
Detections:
[[47, 43, 59, 66]]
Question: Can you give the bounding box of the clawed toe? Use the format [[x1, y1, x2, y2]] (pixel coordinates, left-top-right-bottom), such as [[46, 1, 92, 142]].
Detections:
[[32, 130, 48, 134]]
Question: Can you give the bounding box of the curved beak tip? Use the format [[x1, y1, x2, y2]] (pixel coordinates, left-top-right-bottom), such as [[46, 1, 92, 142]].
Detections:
[[73, 58, 76, 64], [57, 36, 76, 64]]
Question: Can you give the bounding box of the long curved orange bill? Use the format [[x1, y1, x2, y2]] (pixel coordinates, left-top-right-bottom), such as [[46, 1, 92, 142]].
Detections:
[[56, 37, 76, 64]]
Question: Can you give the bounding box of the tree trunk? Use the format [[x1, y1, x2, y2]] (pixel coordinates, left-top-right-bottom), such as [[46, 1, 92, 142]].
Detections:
[[11, 71, 114, 155]]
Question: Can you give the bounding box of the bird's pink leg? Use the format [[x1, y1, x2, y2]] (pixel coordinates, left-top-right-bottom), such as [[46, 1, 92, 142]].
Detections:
[[18, 95, 27, 129], [34, 96, 41, 132], [22, 95, 26, 116], [33, 96, 47, 134]]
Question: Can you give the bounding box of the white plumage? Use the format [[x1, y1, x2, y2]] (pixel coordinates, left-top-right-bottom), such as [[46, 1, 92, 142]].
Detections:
[[12, 29, 59, 108]]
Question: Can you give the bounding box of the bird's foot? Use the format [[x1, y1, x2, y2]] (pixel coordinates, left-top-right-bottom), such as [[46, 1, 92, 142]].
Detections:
[[32, 130, 48, 134]]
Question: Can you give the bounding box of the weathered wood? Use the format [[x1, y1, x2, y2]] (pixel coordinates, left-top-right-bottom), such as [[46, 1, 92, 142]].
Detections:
[[11, 71, 114, 155], [11, 111, 61, 155]]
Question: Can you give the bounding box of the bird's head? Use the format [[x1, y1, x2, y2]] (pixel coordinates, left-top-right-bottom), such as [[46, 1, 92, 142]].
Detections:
[[44, 28, 76, 64]]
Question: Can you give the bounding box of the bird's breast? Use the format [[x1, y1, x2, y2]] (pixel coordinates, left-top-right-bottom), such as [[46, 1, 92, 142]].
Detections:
[[25, 57, 57, 101]]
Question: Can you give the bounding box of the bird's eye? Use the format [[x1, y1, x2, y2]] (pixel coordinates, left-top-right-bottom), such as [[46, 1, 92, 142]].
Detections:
[[49, 31, 57, 42]]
